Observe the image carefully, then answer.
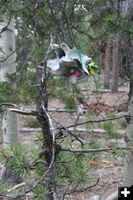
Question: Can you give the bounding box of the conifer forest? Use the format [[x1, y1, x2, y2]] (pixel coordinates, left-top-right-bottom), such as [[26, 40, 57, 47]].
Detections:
[[0, 0, 133, 200]]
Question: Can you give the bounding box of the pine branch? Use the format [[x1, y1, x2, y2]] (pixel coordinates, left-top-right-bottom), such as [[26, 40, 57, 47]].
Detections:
[[25, 149, 55, 194]]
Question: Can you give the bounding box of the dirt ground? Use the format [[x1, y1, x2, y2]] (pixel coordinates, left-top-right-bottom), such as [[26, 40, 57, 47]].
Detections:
[[66, 156, 124, 200]]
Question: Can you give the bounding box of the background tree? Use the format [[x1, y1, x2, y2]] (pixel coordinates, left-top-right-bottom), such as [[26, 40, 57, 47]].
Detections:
[[120, 0, 133, 187], [0, 12, 19, 146]]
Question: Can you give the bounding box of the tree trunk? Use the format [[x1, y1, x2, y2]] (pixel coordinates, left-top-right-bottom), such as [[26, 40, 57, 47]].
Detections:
[[111, 33, 120, 92], [121, 0, 133, 18], [3, 111, 19, 146], [124, 72, 133, 186], [100, 1, 133, 198], [103, 40, 111, 89], [36, 63, 57, 200], [122, 0, 133, 187], [0, 16, 19, 146]]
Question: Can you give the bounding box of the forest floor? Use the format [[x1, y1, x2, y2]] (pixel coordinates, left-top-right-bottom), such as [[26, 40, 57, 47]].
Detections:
[[0, 79, 129, 200], [52, 84, 128, 200], [18, 81, 129, 200]]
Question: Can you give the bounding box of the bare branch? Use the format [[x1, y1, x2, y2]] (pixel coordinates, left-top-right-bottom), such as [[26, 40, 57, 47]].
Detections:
[[48, 108, 77, 113], [9, 108, 38, 116], [61, 147, 133, 153], [55, 123, 84, 147], [61, 178, 99, 200], [7, 182, 26, 193], [67, 114, 129, 128], [71, 178, 99, 193]]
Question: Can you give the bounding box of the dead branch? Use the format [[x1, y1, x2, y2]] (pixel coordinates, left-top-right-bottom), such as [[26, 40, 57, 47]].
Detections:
[[49, 116, 84, 146], [7, 182, 26, 193], [48, 108, 77, 112], [20, 127, 125, 135], [61, 147, 133, 153], [64, 127, 84, 147], [9, 108, 38, 116], [71, 178, 99, 193], [67, 114, 130, 128], [61, 178, 99, 200]]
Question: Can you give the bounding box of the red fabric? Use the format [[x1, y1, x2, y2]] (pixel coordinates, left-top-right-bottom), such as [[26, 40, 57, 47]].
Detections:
[[72, 71, 81, 77]]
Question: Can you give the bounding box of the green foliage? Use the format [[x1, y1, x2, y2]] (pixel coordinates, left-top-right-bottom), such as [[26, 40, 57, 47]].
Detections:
[[17, 68, 39, 103], [33, 184, 46, 200], [0, 68, 38, 107], [0, 144, 30, 177], [119, 119, 127, 129], [102, 121, 123, 139], [0, 145, 45, 197], [107, 143, 125, 158], [103, 121, 115, 138], [0, 180, 9, 194], [30, 147, 42, 161], [56, 151, 89, 188], [31, 147, 45, 178], [113, 148, 125, 158], [28, 147, 45, 178], [0, 0, 131, 198], [84, 141, 101, 158], [0, 144, 90, 198], [0, 83, 18, 104], [88, 2, 133, 43], [0, 179, 19, 196], [63, 95, 76, 109]]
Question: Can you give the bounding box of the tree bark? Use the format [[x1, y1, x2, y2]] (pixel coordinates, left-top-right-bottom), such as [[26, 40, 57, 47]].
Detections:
[[36, 63, 57, 200], [122, 0, 133, 187], [0, 16, 19, 146], [124, 81, 133, 186], [121, 0, 133, 18], [111, 33, 120, 92], [3, 110, 19, 145], [103, 40, 112, 89]]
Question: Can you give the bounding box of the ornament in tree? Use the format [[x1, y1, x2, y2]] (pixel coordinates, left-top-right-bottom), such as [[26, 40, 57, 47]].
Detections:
[[47, 43, 99, 80]]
